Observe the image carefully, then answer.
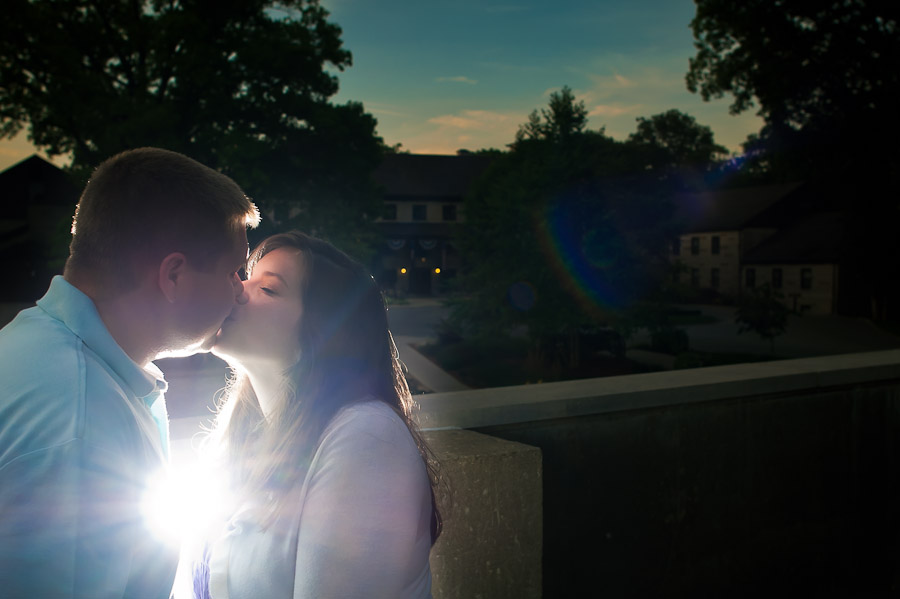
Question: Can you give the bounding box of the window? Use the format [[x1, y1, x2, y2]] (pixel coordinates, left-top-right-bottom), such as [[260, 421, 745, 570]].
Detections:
[[745, 268, 756, 288], [382, 204, 397, 220], [711, 236, 720, 255], [691, 237, 700, 255], [442, 204, 457, 221], [412, 204, 427, 221], [691, 268, 700, 288], [671, 238, 681, 256], [772, 268, 783, 289], [801, 268, 812, 290], [711, 268, 720, 289]]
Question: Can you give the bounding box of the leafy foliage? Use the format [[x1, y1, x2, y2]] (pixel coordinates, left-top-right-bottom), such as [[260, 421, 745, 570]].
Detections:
[[735, 284, 791, 354], [687, 0, 899, 175], [628, 109, 728, 175], [0, 0, 384, 259], [515, 86, 588, 144], [687, 0, 900, 319], [452, 89, 680, 364], [688, 1, 898, 131]]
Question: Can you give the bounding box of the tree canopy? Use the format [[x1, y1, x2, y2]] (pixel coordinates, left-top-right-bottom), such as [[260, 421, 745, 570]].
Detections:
[[687, 0, 900, 319], [687, 0, 900, 176], [0, 0, 384, 257], [452, 89, 678, 360], [629, 109, 728, 171], [735, 284, 790, 354], [515, 86, 588, 144]]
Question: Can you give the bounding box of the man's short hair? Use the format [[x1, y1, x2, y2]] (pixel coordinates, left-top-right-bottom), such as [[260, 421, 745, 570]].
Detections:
[[65, 147, 260, 292]]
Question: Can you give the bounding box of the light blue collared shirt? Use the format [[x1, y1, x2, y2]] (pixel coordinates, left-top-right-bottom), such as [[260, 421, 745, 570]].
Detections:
[[0, 276, 178, 598]]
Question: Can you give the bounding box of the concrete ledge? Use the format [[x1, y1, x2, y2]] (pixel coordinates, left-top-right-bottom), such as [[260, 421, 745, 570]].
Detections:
[[418, 349, 900, 429], [425, 429, 542, 599]]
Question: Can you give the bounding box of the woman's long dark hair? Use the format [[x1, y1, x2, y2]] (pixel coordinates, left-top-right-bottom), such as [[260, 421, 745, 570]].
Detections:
[[208, 231, 441, 541]]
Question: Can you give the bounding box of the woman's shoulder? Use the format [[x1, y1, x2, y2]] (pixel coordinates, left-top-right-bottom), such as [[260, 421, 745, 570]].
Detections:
[[322, 399, 416, 450]]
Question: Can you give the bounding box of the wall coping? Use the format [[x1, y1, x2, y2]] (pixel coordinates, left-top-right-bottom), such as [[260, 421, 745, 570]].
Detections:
[[418, 349, 900, 430]]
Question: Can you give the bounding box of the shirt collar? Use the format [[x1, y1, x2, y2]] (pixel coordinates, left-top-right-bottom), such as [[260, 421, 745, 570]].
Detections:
[[37, 276, 167, 400]]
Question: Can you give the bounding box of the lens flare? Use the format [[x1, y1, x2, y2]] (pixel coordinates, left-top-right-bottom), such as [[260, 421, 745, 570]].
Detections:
[[534, 198, 624, 317], [141, 461, 232, 548]]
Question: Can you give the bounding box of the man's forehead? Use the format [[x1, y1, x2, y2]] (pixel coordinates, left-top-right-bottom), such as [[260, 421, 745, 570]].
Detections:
[[224, 228, 250, 265]]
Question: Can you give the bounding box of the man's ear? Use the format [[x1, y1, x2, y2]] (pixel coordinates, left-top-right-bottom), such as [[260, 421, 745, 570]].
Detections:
[[158, 252, 188, 304]]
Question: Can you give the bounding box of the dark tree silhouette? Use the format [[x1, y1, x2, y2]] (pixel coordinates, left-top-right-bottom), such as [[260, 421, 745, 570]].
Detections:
[[687, 0, 900, 319], [0, 0, 385, 258], [628, 109, 728, 171], [687, 0, 899, 167], [735, 284, 791, 355], [453, 88, 678, 366]]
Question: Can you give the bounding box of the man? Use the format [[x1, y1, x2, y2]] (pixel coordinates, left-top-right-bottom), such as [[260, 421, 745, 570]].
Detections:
[[0, 147, 260, 598]]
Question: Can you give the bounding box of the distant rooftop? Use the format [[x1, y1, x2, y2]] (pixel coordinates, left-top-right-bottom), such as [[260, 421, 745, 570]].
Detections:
[[672, 182, 802, 233], [0, 155, 79, 218], [742, 211, 844, 265], [374, 153, 493, 199]]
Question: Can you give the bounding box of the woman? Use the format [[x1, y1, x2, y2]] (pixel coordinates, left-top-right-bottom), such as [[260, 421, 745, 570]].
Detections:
[[194, 231, 440, 598]]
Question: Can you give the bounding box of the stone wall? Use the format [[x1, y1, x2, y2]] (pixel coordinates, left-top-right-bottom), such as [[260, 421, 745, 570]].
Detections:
[[425, 429, 542, 599], [420, 350, 900, 597]]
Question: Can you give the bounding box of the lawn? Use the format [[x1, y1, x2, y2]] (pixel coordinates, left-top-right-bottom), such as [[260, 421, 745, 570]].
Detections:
[[417, 335, 660, 389], [415, 333, 781, 391]]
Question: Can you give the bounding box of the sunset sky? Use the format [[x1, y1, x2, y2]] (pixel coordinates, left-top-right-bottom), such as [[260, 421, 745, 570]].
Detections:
[[0, 0, 763, 171]]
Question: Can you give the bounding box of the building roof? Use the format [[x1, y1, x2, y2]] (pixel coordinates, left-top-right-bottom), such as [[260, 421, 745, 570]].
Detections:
[[0, 155, 79, 219], [672, 182, 802, 233], [373, 153, 493, 200], [377, 222, 456, 239], [742, 211, 844, 265]]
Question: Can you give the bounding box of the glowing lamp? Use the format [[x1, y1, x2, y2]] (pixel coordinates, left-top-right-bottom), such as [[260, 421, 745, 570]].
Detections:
[[400, 267, 408, 274], [434, 268, 441, 274]]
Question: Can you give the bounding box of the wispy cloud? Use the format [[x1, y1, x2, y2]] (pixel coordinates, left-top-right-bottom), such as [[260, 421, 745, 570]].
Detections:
[[584, 71, 642, 100], [588, 104, 641, 117], [428, 109, 516, 131], [613, 73, 635, 88], [364, 103, 410, 118], [394, 109, 525, 153], [436, 76, 478, 85]]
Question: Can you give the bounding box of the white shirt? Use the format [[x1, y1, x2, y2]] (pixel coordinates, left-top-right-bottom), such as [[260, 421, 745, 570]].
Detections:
[[208, 400, 433, 598]]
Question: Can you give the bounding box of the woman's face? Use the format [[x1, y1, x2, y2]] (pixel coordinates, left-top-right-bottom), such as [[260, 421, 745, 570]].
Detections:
[[213, 247, 305, 369]]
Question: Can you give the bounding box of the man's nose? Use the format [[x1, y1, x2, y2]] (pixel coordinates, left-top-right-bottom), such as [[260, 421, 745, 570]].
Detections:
[[234, 276, 249, 304]]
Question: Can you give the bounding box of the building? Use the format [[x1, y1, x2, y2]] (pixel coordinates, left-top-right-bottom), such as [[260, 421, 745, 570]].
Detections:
[[372, 153, 493, 295], [740, 211, 843, 315], [669, 182, 802, 300], [0, 155, 79, 301]]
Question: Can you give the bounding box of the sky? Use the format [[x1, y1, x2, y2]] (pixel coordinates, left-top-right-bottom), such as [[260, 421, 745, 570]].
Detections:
[[0, 0, 763, 171]]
